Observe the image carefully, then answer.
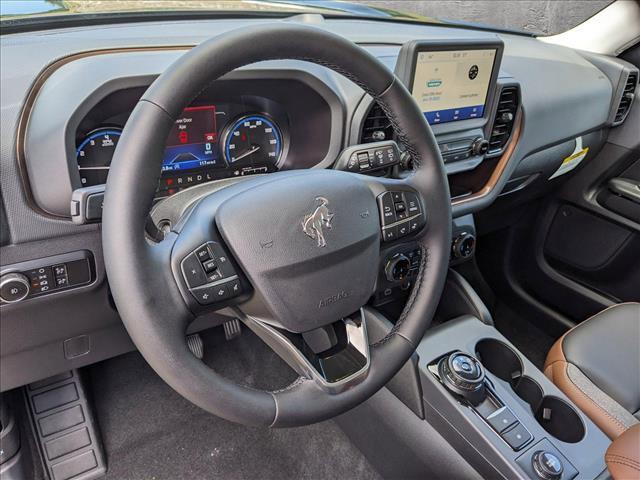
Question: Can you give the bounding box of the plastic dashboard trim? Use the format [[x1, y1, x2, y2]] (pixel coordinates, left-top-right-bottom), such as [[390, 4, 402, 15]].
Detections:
[[16, 45, 193, 220], [17, 44, 347, 219]]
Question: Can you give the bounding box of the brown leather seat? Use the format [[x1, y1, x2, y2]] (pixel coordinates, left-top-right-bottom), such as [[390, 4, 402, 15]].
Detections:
[[606, 424, 640, 480], [544, 302, 640, 440]]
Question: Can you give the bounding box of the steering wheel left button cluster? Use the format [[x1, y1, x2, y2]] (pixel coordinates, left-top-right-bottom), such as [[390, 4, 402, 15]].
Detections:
[[181, 242, 242, 306]]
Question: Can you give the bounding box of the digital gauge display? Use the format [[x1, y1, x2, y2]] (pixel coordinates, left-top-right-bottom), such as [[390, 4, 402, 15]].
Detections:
[[76, 103, 284, 197], [161, 105, 223, 172]]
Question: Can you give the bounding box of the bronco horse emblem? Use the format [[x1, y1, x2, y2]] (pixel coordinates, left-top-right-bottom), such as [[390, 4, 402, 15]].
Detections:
[[302, 197, 334, 247]]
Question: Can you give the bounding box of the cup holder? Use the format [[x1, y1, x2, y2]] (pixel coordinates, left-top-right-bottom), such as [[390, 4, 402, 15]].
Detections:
[[535, 396, 585, 443], [475, 338, 585, 443], [475, 338, 523, 385]]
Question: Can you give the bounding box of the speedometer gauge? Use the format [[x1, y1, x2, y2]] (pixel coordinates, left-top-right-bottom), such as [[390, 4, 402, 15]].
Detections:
[[223, 114, 282, 167], [76, 127, 122, 186]]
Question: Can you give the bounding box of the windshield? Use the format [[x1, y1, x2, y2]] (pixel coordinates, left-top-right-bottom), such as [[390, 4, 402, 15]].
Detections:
[[0, 0, 615, 36]]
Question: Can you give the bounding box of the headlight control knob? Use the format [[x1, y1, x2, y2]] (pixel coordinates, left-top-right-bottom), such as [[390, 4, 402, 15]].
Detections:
[[385, 254, 411, 282], [0, 273, 30, 303]]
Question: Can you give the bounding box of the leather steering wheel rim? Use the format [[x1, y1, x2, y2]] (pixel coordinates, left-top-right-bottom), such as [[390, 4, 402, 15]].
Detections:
[[102, 23, 451, 427]]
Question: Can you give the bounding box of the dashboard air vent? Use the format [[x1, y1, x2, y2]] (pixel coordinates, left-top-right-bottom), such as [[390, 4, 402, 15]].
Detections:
[[614, 71, 637, 124], [360, 102, 393, 143], [488, 86, 519, 154]]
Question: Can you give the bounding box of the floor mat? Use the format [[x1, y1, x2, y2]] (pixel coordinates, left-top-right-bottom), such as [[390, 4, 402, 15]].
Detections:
[[493, 302, 557, 369], [88, 327, 380, 480]]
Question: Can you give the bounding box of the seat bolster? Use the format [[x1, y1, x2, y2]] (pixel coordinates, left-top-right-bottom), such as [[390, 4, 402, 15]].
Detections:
[[606, 424, 640, 480], [543, 332, 568, 380], [544, 336, 635, 439]]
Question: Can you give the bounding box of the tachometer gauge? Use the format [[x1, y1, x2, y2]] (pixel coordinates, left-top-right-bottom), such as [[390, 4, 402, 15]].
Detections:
[[76, 128, 122, 186], [223, 114, 282, 167]]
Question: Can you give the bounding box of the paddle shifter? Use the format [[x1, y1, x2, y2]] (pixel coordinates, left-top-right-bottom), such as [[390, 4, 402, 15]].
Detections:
[[438, 352, 487, 405]]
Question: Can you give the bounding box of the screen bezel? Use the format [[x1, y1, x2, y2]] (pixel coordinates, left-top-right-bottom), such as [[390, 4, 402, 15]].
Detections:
[[395, 38, 504, 135]]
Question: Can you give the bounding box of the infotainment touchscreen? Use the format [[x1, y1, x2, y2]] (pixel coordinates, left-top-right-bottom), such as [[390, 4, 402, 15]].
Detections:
[[411, 49, 497, 125]]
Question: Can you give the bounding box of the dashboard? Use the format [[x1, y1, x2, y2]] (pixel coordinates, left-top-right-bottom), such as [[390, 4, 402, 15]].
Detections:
[[1, 16, 638, 393], [71, 77, 336, 200], [78, 101, 284, 197]]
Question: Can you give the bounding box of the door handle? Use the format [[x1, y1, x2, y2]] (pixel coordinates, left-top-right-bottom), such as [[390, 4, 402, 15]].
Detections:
[[608, 178, 640, 204]]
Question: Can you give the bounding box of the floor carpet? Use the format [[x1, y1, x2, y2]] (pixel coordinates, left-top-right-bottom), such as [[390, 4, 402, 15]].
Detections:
[[87, 326, 380, 480]]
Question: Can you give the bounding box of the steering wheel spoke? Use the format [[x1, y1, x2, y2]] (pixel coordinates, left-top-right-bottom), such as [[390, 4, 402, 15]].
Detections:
[[239, 308, 370, 394]]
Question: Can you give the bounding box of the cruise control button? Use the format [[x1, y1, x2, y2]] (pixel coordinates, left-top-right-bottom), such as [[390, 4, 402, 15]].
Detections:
[[182, 253, 207, 288], [202, 259, 217, 273], [195, 245, 211, 262], [208, 243, 236, 277], [206, 269, 222, 283], [382, 226, 398, 242], [486, 407, 518, 433], [501, 423, 532, 450]]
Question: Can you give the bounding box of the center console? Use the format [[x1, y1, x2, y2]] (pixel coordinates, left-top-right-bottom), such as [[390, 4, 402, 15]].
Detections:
[[416, 316, 610, 479]]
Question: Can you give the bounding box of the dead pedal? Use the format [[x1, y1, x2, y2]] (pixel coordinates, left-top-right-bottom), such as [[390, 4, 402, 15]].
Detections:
[[223, 318, 242, 341], [186, 333, 204, 359]]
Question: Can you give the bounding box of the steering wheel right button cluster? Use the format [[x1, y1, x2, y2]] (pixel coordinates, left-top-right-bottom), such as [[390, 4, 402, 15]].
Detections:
[[377, 190, 425, 242], [180, 242, 242, 305]]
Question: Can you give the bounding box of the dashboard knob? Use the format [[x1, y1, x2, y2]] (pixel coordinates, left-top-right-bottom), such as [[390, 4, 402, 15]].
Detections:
[[0, 273, 30, 303], [532, 451, 563, 480], [452, 233, 476, 259], [471, 137, 490, 156], [384, 254, 411, 283]]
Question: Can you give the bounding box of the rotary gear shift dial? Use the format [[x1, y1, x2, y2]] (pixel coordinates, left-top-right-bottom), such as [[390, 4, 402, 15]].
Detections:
[[438, 352, 486, 405]]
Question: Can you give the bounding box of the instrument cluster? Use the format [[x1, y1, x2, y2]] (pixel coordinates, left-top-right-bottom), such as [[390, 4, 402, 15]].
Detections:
[[76, 101, 286, 198]]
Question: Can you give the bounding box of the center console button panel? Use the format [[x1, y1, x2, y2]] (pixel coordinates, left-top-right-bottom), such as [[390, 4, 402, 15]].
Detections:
[[429, 350, 534, 452], [180, 242, 242, 306]]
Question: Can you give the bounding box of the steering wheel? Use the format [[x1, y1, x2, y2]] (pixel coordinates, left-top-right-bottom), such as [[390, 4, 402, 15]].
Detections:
[[102, 24, 451, 427]]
